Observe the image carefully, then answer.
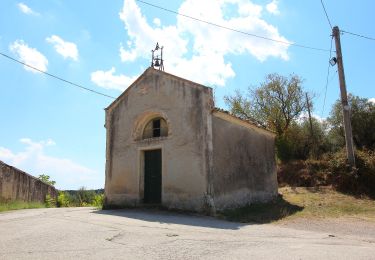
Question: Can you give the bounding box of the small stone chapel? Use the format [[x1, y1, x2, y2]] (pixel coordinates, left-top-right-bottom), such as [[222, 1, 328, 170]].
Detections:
[[103, 64, 277, 212]]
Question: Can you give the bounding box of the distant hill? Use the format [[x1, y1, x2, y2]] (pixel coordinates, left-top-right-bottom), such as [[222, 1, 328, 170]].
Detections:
[[63, 189, 104, 196]]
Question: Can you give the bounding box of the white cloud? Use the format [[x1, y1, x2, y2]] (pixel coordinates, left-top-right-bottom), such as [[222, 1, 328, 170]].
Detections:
[[120, 43, 138, 62], [17, 2, 39, 16], [369, 98, 375, 104], [153, 18, 161, 27], [46, 35, 79, 61], [297, 112, 326, 124], [266, 0, 280, 15], [312, 114, 326, 123], [0, 138, 99, 190], [91, 67, 138, 91], [115, 0, 290, 87], [9, 40, 48, 73], [0, 147, 15, 161]]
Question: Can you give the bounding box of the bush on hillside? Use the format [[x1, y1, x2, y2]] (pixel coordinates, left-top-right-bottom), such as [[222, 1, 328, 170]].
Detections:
[[45, 194, 56, 208], [56, 189, 104, 207], [57, 191, 70, 207], [336, 149, 375, 198], [278, 149, 375, 198]]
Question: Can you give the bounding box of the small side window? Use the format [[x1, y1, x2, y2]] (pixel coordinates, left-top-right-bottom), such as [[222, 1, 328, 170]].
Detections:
[[143, 118, 168, 139]]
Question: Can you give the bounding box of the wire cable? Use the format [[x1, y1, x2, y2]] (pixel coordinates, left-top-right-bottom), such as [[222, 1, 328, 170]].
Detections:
[[320, 0, 333, 29], [0, 52, 116, 100], [321, 36, 333, 117], [341, 30, 375, 41], [135, 0, 332, 53]]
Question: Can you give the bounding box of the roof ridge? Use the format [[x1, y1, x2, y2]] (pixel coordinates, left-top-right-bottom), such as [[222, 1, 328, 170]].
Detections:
[[106, 67, 212, 111], [213, 107, 272, 132]]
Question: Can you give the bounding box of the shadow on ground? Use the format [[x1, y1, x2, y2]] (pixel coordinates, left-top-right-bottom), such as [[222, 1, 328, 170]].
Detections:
[[218, 196, 304, 224], [94, 196, 303, 229], [94, 208, 247, 230]]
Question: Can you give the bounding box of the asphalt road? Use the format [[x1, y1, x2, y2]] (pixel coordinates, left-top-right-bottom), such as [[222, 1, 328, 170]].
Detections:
[[0, 207, 374, 259]]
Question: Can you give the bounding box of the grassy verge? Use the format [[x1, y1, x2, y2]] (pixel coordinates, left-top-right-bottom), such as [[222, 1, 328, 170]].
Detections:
[[0, 200, 46, 212], [281, 186, 375, 220], [220, 186, 375, 223]]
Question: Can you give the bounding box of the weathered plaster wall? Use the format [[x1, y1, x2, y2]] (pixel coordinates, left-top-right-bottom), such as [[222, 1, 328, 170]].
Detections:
[[104, 68, 213, 211], [0, 161, 57, 203], [211, 112, 278, 210]]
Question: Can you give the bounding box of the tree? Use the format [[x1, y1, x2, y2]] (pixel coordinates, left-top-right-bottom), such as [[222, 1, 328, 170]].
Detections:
[[38, 174, 56, 186], [285, 117, 330, 160], [77, 186, 96, 206], [328, 95, 375, 150], [224, 73, 309, 136], [223, 89, 252, 121]]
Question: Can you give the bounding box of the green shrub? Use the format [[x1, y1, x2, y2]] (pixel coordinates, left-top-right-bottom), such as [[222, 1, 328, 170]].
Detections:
[[57, 191, 70, 207], [58, 189, 104, 207], [276, 136, 294, 162], [92, 194, 104, 208], [337, 149, 375, 198], [45, 194, 56, 208], [77, 186, 96, 206]]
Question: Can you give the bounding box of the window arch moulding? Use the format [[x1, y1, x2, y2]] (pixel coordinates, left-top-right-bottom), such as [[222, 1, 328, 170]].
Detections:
[[132, 111, 171, 141]]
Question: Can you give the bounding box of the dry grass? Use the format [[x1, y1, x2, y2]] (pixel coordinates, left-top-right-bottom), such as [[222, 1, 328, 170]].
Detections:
[[280, 186, 375, 221], [0, 200, 45, 212], [220, 186, 375, 223]]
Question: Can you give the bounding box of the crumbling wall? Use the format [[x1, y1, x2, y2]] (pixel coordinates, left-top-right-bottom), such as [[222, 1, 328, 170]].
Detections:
[[211, 112, 278, 210], [0, 161, 57, 203]]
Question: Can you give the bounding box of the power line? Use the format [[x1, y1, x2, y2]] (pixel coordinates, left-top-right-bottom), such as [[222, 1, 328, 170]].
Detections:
[[320, 0, 333, 29], [321, 70, 338, 117], [321, 36, 333, 117], [329, 69, 338, 83], [135, 0, 332, 53], [0, 52, 116, 100], [320, 0, 374, 42], [341, 30, 375, 41], [319, 1, 375, 42]]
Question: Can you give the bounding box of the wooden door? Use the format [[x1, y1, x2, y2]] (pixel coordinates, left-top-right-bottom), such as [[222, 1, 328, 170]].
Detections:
[[144, 149, 162, 204]]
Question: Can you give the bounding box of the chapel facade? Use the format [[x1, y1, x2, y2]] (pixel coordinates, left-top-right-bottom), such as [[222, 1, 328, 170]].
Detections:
[[104, 67, 277, 212]]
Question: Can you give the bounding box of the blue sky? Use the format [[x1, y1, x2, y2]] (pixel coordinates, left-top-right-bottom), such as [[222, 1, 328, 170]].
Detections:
[[0, 0, 374, 190]]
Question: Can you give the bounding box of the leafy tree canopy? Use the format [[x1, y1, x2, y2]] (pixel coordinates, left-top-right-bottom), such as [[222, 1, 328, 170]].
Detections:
[[38, 174, 56, 186], [328, 95, 375, 150], [225, 73, 309, 136]]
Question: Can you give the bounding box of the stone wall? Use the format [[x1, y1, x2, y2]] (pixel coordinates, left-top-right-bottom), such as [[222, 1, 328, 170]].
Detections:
[[0, 161, 57, 203]]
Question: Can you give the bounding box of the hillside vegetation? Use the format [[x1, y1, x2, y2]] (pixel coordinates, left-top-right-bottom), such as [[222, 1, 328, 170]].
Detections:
[[225, 74, 375, 198], [278, 149, 375, 199]]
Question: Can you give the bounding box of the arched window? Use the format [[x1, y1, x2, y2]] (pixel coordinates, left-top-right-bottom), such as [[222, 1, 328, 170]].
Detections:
[[142, 117, 168, 139]]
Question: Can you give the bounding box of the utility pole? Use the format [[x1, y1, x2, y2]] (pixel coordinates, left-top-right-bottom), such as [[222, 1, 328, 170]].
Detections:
[[306, 93, 314, 139], [332, 26, 356, 167], [306, 93, 316, 158]]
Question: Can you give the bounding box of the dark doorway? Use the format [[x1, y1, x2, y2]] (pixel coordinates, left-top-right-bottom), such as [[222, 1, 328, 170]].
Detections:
[[144, 149, 162, 204]]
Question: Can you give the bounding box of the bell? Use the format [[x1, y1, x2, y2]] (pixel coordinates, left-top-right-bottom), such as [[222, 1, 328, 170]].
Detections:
[[154, 58, 160, 67]]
